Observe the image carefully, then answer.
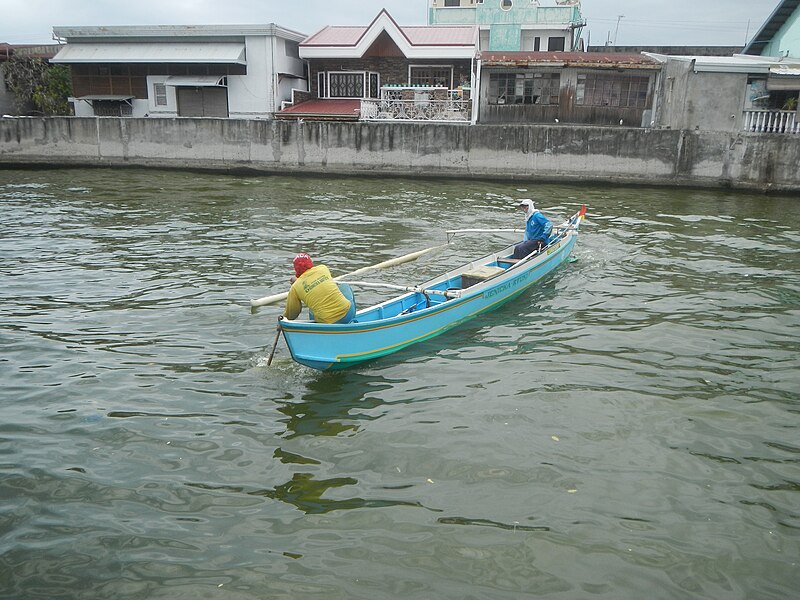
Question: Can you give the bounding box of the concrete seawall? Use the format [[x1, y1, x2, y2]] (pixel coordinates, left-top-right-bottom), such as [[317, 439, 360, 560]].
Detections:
[[1, 117, 799, 192]]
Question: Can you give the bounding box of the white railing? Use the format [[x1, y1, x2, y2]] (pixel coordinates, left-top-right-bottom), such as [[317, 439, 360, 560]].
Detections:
[[360, 99, 471, 122], [743, 110, 800, 134]]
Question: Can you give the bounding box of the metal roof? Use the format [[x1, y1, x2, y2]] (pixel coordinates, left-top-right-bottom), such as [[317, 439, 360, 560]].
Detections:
[[743, 0, 800, 55], [300, 10, 477, 60], [647, 53, 800, 74], [51, 42, 246, 65], [53, 24, 307, 43], [165, 75, 227, 87], [303, 25, 477, 47], [479, 51, 661, 69], [0, 43, 62, 60]]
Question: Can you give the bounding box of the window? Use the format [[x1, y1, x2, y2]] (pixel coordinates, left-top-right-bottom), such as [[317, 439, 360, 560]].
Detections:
[[368, 73, 380, 99], [534, 37, 541, 51], [576, 73, 650, 108], [93, 100, 132, 117], [548, 37, 565, 52], [317, 72, 327, 98], [409, 66, 453, 88], [488, 72, 560, 105], [153, 83, 167, 106], [501, 0, 513, 10], [328, 72, 364, 98], [444, 0, 461, 6]]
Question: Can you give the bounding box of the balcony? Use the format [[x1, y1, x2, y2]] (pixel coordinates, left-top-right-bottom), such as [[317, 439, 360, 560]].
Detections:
[[743, 110, 800, 134], [360, 85, 472, 123]]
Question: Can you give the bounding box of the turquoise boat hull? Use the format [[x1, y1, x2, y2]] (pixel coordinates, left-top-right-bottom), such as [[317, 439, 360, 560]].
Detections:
[[279, 207, 585, 370]]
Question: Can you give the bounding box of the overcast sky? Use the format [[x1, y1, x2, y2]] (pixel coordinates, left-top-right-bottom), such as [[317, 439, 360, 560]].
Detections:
[[1, 0, 778, 48]]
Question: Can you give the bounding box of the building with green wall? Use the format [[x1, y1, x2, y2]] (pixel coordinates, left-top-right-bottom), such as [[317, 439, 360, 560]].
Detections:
[[744, 0, 800, 58], [429, 0, 585, 52]]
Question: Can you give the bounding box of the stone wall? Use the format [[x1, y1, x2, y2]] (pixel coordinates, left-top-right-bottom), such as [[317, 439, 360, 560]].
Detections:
[[1, 117, 799, 192]]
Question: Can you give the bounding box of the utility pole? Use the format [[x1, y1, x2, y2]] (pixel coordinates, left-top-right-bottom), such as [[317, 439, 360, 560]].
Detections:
[[613, 15, 624, 45]]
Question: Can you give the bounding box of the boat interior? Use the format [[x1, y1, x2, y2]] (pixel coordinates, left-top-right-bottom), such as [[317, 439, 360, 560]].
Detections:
[[350, 248, 529, 323]]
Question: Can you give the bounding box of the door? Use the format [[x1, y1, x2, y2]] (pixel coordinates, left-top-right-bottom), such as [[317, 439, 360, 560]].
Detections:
[[177, 87, 229, 117]]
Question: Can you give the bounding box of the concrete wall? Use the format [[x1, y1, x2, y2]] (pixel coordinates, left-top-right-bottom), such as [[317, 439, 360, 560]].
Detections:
[[654, 59, 749, 134], [1, 117, 799, 192]]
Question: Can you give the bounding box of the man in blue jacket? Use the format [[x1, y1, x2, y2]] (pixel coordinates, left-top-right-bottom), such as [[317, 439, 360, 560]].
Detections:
[[513, 199, 553, 259]]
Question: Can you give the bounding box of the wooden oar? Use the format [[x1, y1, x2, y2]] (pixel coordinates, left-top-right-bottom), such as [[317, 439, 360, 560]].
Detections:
[[345, 280, 461, 299], [249, 244, 447, 308], [266, 328, 281, 366], [446, 228, 522, 243]]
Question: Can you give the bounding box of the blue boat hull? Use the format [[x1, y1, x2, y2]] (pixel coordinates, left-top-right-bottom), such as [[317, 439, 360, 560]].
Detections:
[[279, 208, 584, 370]]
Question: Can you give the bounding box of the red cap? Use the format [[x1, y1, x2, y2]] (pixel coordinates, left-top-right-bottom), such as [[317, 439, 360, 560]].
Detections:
[[293, 253, 313, 277]]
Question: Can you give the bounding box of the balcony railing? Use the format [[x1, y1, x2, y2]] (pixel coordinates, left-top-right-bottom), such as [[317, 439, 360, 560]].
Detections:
[[743, 110, 800, 134], [360, 99, 472, 122]]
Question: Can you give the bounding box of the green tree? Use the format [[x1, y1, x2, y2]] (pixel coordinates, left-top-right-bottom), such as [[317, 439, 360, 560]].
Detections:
[[2, 56, 72, 116], [34, 64, 72, 115]]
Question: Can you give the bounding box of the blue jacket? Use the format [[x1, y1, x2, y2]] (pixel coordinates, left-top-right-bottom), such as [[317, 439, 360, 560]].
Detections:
[[525, 211, 553, 244]]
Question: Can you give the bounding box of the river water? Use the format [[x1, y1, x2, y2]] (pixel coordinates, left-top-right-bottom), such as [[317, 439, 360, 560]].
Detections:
[[1, 168, 798, 599]]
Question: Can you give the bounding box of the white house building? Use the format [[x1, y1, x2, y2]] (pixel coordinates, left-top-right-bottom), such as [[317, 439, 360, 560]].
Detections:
[[51, 24, 307, 119]]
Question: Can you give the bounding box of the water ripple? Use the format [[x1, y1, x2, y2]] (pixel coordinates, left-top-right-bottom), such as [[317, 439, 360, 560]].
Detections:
[[1, 170, 798, 599]]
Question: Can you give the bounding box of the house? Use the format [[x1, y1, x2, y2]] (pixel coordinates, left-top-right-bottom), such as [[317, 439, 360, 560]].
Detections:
[[429, 0, 585, 52], [475, 51, 660, 126], [50, 24, 307, 119], [743, 0, 800, 58], [648, 54, 800, 134], [280, 10, 478, 122]]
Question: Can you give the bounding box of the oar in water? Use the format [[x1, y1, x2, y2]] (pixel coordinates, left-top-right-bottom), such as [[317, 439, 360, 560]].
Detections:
[[250, 244, 447, 309], [266, 327, 282, 366]]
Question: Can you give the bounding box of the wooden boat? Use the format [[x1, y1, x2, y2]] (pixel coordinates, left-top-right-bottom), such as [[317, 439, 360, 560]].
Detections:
[[278, 205, 586, 370]]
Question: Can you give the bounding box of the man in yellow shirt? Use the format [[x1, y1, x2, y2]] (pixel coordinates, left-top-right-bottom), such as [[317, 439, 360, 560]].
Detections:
[[283, 253, 356, 324]]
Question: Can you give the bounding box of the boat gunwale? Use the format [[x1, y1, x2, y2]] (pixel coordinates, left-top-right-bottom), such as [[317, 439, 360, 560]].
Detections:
[[279, 230, 575, 336]]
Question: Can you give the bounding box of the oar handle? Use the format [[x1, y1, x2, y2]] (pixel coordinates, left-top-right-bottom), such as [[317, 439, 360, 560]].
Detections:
[[250, 244, 447, 308]]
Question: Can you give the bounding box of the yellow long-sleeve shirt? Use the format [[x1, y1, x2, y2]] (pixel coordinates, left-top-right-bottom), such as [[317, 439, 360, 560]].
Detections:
[[283, 265, 351, 324]]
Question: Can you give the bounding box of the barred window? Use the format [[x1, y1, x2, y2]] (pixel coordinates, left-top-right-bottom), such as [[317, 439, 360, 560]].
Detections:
[[409, 66, 452, 88], [488, 72, 560, 105], [328, 73, 364, 98], [576, 73, 651, 108]]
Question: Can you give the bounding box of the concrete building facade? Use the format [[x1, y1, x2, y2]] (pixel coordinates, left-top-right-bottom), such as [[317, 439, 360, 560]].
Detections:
[[651, 54, 800, 134], [51, 25, 307, 119]]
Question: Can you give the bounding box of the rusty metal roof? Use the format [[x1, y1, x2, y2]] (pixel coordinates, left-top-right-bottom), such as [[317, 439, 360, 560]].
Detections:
[[0, 43, 62, 60], [479, 51, 661, 69]]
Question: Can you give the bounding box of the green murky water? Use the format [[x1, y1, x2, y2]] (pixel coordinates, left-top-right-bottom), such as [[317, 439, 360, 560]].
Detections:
[[1, 168, 798, 599]]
